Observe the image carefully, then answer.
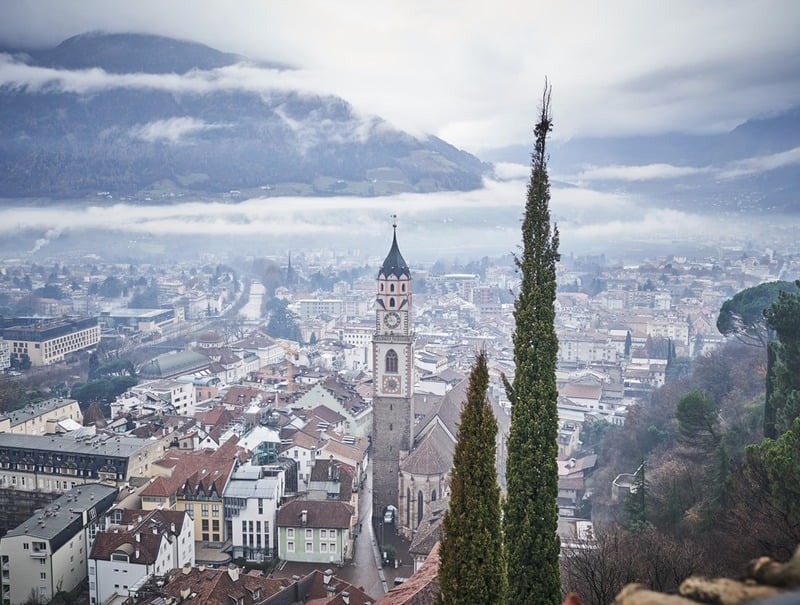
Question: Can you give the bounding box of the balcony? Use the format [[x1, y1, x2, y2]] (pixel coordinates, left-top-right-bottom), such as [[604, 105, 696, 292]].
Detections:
[[29, 549, 47, 558]]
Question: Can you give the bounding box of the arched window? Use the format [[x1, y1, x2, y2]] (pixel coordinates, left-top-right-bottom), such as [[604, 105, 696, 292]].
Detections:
[[431, 489, 437, 501], [406, 488, 411, 526], [390, 283, 395, 292], [401, 283, 406, 292], [389, 298, 396, 307], [380, 283, 384, 291], [385, 349, 398, 373], [417, 490, 424, 526]]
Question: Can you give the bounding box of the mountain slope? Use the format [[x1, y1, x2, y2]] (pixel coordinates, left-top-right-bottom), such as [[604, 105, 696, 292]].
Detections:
[[0, 32, 487, 199], [485, 107, 800, 214]]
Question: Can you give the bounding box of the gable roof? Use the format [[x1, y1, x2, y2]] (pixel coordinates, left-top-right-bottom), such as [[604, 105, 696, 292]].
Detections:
[[400, 423, 455, 476], [276, 500, 353, 529], [140, 437, 243, 499]]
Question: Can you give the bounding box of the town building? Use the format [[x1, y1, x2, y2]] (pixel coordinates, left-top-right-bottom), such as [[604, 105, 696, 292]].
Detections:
[[88, 508, 194, 605], [0, 483, 117, 605], [0, 398, 83, 436], [0, 432, 169, 493], [223, 466, 283, 562], [275, 500, 353, 564], [139, 438, 244, 548], [3, 317, 100, 366]]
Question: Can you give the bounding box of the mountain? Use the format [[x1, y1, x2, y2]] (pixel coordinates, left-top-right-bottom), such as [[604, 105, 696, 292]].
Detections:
[[485, 107, 800, 214], [0, 32, 488, 199]]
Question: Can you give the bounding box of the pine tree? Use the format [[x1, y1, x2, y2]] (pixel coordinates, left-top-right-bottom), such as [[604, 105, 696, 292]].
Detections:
[[438, 350, 505, 605], [502, 83, 561, 605]]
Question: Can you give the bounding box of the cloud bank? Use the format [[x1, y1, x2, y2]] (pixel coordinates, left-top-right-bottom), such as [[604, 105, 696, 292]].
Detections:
[[0, 178, 779, 260], [1, 1, 798, 152]]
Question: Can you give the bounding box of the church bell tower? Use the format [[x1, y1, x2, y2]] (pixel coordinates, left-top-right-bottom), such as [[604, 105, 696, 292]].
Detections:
[[372, 219, 414, 525]]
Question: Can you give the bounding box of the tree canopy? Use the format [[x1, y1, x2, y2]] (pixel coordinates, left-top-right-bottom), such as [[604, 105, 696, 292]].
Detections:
[[717, 281, 799, 347]]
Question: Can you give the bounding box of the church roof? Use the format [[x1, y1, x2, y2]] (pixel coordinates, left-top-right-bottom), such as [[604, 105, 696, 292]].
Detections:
[[378, 227, 410, 279], [401, 422, 455, 476]]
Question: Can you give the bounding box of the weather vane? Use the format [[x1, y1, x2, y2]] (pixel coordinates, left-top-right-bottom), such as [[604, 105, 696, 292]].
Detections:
[[391, 213, 397, 230]]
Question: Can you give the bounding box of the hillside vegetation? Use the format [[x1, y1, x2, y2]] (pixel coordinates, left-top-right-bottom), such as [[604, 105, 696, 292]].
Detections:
[[563, 281, 800, 605]]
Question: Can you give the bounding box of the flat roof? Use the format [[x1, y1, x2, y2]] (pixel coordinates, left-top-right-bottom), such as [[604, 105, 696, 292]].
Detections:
[[2, 397, 79, 427], [0, 432, 156, 458], [4, 483, 118, 549], [103, 308, 172, 319], [224, 476, 280, 500]]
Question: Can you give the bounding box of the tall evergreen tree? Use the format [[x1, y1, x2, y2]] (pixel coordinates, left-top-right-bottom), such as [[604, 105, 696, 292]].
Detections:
[[502, 84, 561, 605], [438, 350, 505, 605], [763, 280, 800, 437]]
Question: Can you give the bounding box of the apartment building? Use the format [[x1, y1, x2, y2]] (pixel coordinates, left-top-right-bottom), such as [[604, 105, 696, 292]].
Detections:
[[276, 500, 353, 564], [0, 398, 83, 436], [296, 299, 343, 321], [223, 466, 283, 562], [88, 508, 194, 605], [0, 432, 169, 493], [3, 317, 100, 366], [0, 340, 9, 372], [0, 483, 117, 605], [139, 438, 244, 545]]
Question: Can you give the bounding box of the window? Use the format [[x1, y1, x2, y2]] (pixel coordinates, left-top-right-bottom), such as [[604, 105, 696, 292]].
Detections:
[[287, 528, 294, 538], [212, 504, 219, 517], [40, 572, 47, 579], [201, 503, 209, 517], [305, 528, 313, 539], [305, 542, 313, 552], [385, 349, 398, 373], [23, 543, 29, 550], [320, 529, 327, 539], [201, 520, 209, 532], [321, 542, 328, 552], [287, 540, 294, 552], [258, 498, 263, 514], [328, 529, 336, 538], [185, 503, 194, 518], [418, 490, 424, 526]]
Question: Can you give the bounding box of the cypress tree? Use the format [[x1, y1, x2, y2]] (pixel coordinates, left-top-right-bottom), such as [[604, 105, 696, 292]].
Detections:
[[502, 84, 561, 605], [438, 350, 505, 605]]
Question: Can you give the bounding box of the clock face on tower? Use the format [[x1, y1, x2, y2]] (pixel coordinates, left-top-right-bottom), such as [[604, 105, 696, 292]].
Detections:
[[383, 311, 401, 329], [383, 375, 401, 394]]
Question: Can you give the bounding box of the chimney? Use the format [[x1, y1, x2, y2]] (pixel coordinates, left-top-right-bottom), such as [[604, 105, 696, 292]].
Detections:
[[301, 510, 307, 526], [182, 563, 191, 575], [323, 569, 333, 585], [328, 454, 333, 480], [342, 591, 350, 604], [227, 564, 240, 583], [170, 522, 176, 534], [180, 587, 191, 600]]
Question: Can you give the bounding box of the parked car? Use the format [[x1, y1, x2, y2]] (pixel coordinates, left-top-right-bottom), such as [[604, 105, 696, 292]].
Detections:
[[383, 509, 394, 523]]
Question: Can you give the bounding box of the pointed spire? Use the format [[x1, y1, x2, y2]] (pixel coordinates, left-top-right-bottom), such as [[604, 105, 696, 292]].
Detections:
[[379, 215, 410, 279]]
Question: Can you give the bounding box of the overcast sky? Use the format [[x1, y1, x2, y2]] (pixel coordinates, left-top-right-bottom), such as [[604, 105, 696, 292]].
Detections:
[[1, 0, 799, 154]]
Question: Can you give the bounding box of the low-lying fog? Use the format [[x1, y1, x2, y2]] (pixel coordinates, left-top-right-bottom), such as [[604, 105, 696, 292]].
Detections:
[[0, 174, 792, 264]]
